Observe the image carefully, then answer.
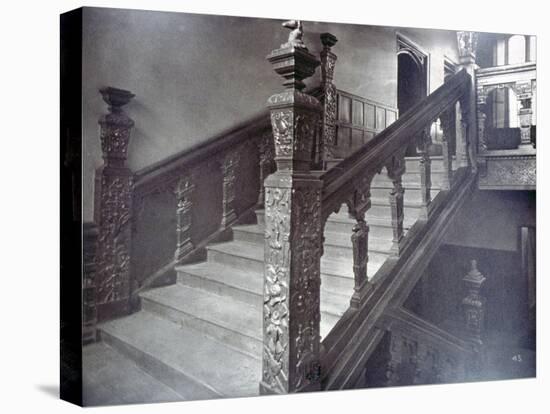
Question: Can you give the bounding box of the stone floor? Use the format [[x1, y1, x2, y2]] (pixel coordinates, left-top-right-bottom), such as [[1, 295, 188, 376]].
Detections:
[[83, 342, 183, 406]]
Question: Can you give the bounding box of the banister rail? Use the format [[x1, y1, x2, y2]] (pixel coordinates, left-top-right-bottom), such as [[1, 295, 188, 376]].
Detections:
[[321, 69, 471, 215]]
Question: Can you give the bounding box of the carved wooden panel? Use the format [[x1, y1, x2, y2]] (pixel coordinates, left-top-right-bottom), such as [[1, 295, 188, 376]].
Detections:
[[478, 155, 535, 190]]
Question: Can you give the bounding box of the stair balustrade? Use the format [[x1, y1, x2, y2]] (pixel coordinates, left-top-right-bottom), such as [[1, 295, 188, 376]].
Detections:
[[260, 24, 476, 394]]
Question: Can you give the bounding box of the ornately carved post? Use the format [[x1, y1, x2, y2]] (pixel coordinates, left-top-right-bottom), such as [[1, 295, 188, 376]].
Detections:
[[220, 149, 240, 230], [319, 32, 338, 167], [417, 127, 432, 220], [386, 154, 406, 255], [439, 111, 454, 190], [260, 20, 323, 395], [457, 31, 478, 171], [174, 173, 195, 262], [95, 87, 135, 321], [462, 259, 486, 379], [462, 260, 486, 345]]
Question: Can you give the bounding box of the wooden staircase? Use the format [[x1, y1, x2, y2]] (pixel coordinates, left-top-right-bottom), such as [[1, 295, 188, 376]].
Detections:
[[93, 157, 448, 401]]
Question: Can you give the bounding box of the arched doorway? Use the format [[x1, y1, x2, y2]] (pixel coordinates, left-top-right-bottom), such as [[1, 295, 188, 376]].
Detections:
[[397, 35, 428, 155]]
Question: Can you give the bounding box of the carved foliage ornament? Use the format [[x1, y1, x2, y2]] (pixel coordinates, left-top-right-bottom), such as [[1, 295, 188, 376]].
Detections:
[[262, 185, 322, 392], [96, 174, 133, 305], [270, 108, 319, 167]]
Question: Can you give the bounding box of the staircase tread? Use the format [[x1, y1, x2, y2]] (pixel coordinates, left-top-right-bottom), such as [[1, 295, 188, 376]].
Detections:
[[177, 261, 262, 295], [100, 311, 261, 397], [208, 239, 384, 279], [140, 284, 261, 341]]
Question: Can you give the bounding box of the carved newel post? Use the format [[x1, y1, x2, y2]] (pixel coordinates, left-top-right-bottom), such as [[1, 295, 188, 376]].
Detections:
[[260, 20, 324, 395], [462, 260, 486, 379], [95, 87, 135, 321], [462, 260, 486, 345], [319, 32, 338, 167], [457, 31, 478, 171]]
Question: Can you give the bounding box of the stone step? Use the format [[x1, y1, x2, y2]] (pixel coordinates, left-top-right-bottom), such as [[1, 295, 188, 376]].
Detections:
[[370, 186, 441, 204], [208, 239, 387, 280], [175, 261, 351, 338], [140, 284, 262, 359], [177, 261, 262, 307], [371, 170, 446, 187], [99, 311, 261, 399], [83, 342, 183, 406]]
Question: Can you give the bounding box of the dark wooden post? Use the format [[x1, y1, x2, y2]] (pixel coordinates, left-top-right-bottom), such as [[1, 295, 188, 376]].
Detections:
[[260, 20, 323, 395], [462, 259, 486, 379], [438, 111, 454, 190], [347, 181, 372, 310], [457, 31, 478, 171], [417, 127, 432, 220], [174, 173, 195, 262], [386, 154, 406, 255], [319, 32, 338, 167], [95, 87, 135, 321], [462, 260, 486, 345], [220, 148, 240, 231]]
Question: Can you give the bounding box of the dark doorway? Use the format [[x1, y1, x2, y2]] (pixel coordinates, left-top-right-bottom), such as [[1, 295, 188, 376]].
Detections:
[[397, 45, 427, 155]]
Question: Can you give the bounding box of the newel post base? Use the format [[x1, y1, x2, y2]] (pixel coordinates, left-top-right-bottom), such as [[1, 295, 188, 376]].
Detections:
[[261, 22, 323, 394]]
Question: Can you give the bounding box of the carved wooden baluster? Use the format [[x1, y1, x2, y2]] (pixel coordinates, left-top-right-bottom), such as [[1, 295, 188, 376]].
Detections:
[[257, 129, 275, 206], [260, 22, 323, 395], [457, 31, 478, 171], [462, 260, 487, 380], [438, 111, 454, 190], [417, 127, 432, 220], [95, 87, 135, 321], [476, 86, 488, 153], [347, 179, 372, 310], [514, 81, 534, 148], [386, 155, 406, 255], [319, 32, 338, 168], [174, 173, 195, 262], [220, 149, 240, 230]]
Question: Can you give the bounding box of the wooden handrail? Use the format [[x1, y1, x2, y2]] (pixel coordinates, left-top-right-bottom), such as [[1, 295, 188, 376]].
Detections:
[[321, 69, 471, 214], [134, 85, 324, 194]]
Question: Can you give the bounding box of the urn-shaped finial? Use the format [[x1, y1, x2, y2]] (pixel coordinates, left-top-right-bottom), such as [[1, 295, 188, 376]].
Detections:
[[98, 87, 135, 167]]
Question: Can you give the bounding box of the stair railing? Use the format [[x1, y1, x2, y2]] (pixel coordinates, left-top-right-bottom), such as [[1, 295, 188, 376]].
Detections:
[[260, 26, 477, 394]]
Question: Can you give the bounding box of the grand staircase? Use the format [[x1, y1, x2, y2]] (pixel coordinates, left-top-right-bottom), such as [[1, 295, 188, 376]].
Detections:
[[88, 157, 447, 403]]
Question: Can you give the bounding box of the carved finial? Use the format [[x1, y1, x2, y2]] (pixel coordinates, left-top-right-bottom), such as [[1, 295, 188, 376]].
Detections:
[[98, 86, 135, 166], [99, 86, 135, 113], [281, 20, 307, 50], [320, 32, 338, 49], [464, 259, 485, 285], [457, 31, 478, 62]]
